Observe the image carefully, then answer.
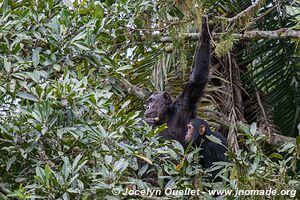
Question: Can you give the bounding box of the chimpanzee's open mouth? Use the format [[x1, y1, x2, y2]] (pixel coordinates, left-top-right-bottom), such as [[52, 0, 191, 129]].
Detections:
[[144, 117, 160, 125]]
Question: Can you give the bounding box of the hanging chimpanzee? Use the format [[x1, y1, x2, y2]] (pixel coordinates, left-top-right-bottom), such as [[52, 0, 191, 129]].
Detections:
[[144, 17, 211, 146], [185, 118, 228, 180]]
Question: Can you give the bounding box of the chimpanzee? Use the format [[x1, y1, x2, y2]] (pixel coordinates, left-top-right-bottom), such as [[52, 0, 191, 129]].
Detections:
[[185, 118, 228, 179], [144, 17, 211, 146]]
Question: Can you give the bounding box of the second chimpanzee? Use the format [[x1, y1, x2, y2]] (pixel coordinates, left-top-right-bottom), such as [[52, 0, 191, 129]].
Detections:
[[144, 17, 211, 146], [185, 119, 228, 180]]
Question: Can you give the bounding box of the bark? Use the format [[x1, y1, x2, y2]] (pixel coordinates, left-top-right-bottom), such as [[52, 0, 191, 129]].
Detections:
[[227, 0, 263, 23], [154, 30, 300, 43], [119, 79, 150, 100]]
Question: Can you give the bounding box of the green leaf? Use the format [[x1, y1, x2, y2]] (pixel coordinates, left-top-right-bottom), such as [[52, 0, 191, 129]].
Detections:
[[133, 154, 153, 165], [113, 158, 128, 173], [172, 141, 184, 155], [249, 154, 260, 175], [53, 64, 61, 71], [71, 31, 86, 43], [278, 143, 295, 153], [63, 0, 73, 9], [74, 160, 88, 174], [3, 56, 11, 73], [72, 41, 90, 50], [138, 164, 149, 177], [17, 92, 38, 102], [72, 154, 82, 171], [36, 166, 46, 183], [206, 134, 223, 146], [250, 122, 257, 136], [32, 49, 40, 67], [62, 157, 71, 181], [269, 153, 283, 160], [44, 164, 52, 187], [121, 100, 130, 109], [116, 65, 132, 72], [145, 124, 168, 137], [6, 156, 16, 171], [105, 155, 113, 165]]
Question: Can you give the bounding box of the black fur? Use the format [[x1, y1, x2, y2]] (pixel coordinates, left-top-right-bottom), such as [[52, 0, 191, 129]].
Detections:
[[189, 119, 228, 179], [144, 17, 211, 146]]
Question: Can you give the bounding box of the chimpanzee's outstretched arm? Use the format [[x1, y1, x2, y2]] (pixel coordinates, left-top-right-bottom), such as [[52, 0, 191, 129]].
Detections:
[[179, 17, 211, 109]]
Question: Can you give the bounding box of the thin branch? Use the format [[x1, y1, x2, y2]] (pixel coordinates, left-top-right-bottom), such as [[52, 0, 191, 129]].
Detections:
[[255, 88, 272, 142], [118, 79, 150, 100], [227, 52, 240, 152], [227, 0, 263, 23], [153, 30, 300, 43]]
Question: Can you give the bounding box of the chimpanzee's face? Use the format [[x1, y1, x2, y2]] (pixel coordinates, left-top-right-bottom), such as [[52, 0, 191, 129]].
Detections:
[[144, 91, 172, 119], [185, 122, 194, 142]]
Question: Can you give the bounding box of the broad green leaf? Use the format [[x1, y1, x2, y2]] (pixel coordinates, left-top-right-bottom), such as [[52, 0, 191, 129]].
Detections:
[[36, 166, 46, 183], [3, 56, 11, 73], [74, 160, 88, 173], [53, 64, 61, 71], [72, 41, 90, 50], [250, 122, 257, 136], [206, 134, 223, 146], [172, 141, 184, 155], [138, 164, 148, 177], [270, 153, 283, 160], [17, 92, 38, 102], [121, 100, 130, 109], [62, 157, 71, 181], [113, 158, 128, 173], [6, 156, 16, 171], [72, 154, 82, 170], [44, 164, 52, 187], [71, 31, 86, 43], [116, 65, 132, 72], [105, 155, 113, 165], [133, 154, 153, 165], [32, 49, 40, 67], [249, 154, 260, 174]]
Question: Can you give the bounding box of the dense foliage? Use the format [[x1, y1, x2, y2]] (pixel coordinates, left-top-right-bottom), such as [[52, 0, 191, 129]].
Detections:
[[0, 0, 299, 199]]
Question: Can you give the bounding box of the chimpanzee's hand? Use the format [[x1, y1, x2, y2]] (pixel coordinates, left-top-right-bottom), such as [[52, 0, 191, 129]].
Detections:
[[201, 16, 211, 41]]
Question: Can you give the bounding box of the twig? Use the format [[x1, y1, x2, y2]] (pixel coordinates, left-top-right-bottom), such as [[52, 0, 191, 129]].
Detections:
[[255, 88, 271, 142], [227, 0, 263, 23], [227, 52, 240, 153]]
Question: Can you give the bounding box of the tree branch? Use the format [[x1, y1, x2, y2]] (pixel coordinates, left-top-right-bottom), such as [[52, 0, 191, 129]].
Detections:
[[227, 0, 263, 23], [118, 79, 150, 100], [153, 29, 300, 43], [255, 88, 272, 142]]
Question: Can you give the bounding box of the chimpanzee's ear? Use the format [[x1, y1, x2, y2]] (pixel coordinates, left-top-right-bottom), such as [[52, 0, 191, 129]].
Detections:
[[163, 92, 172, 104], [199, 125, 206, 136]]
